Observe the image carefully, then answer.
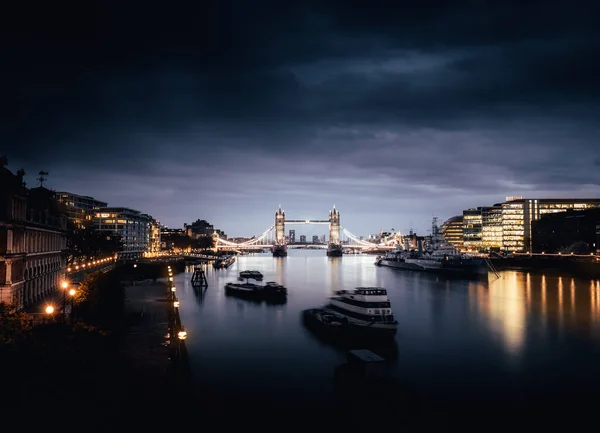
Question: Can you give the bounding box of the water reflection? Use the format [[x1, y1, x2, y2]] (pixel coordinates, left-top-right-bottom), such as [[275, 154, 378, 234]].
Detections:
[[486, 272, 527, 357], [174, 251, 600, 411]]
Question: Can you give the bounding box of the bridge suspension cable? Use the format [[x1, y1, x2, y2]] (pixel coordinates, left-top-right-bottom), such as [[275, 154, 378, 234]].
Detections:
[[215, 225, 275, 246], [340, 227, 383, 247]]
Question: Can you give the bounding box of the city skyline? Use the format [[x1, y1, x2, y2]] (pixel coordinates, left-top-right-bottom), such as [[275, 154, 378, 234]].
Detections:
[[4, 1, 600, 237]]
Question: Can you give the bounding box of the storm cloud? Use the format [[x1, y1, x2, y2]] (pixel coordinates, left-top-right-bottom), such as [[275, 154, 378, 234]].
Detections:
[[2, 0, 599, 236]]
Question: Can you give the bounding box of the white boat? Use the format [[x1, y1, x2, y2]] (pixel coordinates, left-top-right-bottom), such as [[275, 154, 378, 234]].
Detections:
[[324, 287, 398, 338]]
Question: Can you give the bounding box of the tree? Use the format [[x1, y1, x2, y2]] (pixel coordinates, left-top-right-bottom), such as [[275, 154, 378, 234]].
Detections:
[[0, 302, 32, 347], [64, 223, 123, 265], [75, 272, 125, 323], [192, 235, 215, 250]]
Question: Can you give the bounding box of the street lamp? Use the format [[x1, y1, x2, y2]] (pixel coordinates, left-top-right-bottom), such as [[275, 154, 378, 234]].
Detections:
[[174, 301, 180, 308], [61, 281, 69, 320], [171, 286, 176, 292], [177, 330, 187, 340], [69, 289, 76, 322], [45, 305, 55, 315]]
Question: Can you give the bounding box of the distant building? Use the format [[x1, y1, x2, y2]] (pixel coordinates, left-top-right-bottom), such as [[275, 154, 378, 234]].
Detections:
[[56, 191, 107, 229], [440, 216, 463, 250], [160, 227, 185, 250], [532, 208, 600, 253], [482, 205, 503, 250], [185, 219, 213, 238], [312, 235, 319, 243], [502, 197, 600, 252], [93, 207, 155, 260], [320, 234, 326, 243], [289, 229, 295, 243], [143, 214, 161, 256], [299, 235, 306, 243], [463, 208, 483, 251], [1, 163, 67, 310]]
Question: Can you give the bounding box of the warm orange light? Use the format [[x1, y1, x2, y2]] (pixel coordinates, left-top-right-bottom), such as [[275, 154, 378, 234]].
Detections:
[[69, 289, 76, 296], [45, 305, 55, 315], [174, 301, 180, 308], [133, 264, 137, 268], [169, 277, 173, 281], [82, 264, 86, 268], [76, 266, 79, 270], [177, 330, 187, 340], [61, 281, 68, 289], [171, 286, 176, 292], [67, 267, 71, 272]]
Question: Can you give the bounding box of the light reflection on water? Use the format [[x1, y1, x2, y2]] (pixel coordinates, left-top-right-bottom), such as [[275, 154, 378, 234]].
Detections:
[[175, 250, 600, 408]]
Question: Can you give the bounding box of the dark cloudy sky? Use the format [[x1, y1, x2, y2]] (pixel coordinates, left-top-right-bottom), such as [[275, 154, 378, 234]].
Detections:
[[2, 1, 600, 238]]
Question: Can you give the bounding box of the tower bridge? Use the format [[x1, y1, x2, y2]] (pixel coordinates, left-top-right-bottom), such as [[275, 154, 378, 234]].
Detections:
[[214, 206, 400, 253]]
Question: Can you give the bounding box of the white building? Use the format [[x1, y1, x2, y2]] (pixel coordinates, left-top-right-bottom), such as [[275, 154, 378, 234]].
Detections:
[[93, 207, 157, 260]]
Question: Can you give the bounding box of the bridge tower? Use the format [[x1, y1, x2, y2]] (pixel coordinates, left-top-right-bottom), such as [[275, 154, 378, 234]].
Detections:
[[275, 206, 285, 245], [329, 206, 340, 244]]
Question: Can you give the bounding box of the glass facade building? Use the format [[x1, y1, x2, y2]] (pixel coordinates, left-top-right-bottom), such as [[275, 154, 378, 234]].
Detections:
[[463, 208, 483, 251], [56, 192, 107, 228], [93, 207, 157, 259], [440, 216, 464, 250]]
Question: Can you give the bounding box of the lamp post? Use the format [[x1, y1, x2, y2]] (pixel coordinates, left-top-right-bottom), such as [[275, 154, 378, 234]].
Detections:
[[45, 305, 55, 324], [61, 280, 69, 321], [69, 288, 76, 322]]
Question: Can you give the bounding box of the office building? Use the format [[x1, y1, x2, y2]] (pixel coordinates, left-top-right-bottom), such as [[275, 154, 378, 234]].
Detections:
[[502, 197, 600, 252], [289, 229, 295, 243], [440, 216, 463, 250], [482, 205, 503, 250], [463, 208, 483, 251], [312, 235, 319, 244], [56, 191, 107, 228], [532, 208, 600, 253], [299, 235, 306, 243], [93, 207, 155, 259]]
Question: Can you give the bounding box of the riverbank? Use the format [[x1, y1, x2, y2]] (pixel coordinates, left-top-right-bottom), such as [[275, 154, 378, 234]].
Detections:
[[0, 275, 195, 431]]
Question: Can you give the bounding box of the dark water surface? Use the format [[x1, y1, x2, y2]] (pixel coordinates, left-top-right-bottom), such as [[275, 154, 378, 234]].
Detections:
[[175, 250, 600, 413]]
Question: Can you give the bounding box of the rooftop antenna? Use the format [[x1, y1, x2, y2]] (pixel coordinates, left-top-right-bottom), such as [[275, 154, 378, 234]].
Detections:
[[37, 171, 49, 187]]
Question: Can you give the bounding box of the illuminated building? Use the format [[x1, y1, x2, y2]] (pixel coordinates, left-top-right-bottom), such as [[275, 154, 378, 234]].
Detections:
[[440, 216, 463, 250], [502, 197, 600, 252], [93, 207, 157, 260], [482, 205, 503, 250], [56, 192, 107, 228], [1, 163, 67, 310], [289, 229, 295, 243], [463, 208, 483, 251], [143, 215, 161, 256]]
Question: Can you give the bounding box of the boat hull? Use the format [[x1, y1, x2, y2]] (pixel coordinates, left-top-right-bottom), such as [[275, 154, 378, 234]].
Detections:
[[225, 282, 287, 303], [303, 308, 397, 342], [376, 258, 488, 279]]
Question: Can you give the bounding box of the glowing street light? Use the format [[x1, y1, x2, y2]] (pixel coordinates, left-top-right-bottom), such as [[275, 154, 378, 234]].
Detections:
[[171, 286, 176, 292], [61, 281, 69, 320], [133, 264, 137, 268], [69, 289, 76, 297], [174, 301, 180, 308], [45, 305, 55, 315], [169, 277, 173, 282], [177, 330, 187, 340]]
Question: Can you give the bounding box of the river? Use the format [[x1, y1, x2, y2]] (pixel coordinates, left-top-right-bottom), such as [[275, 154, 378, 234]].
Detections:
[[175, 249, 600, 414]]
